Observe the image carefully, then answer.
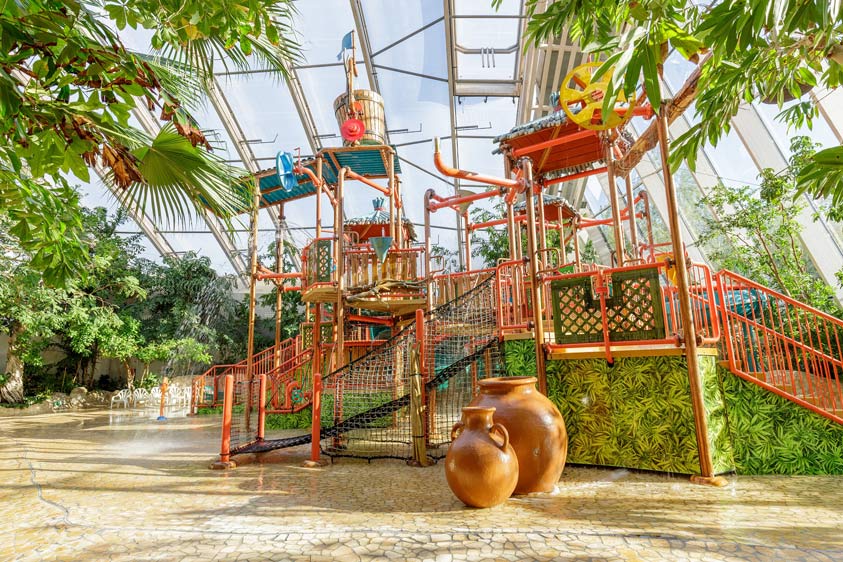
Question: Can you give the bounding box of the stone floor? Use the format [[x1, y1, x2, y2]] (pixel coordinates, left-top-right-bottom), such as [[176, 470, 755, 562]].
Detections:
[[2, 410, 842, 561]]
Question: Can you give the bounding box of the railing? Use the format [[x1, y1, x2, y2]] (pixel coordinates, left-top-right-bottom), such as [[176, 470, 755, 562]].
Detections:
[[266, 349, 315, 413], [494, 260, 529, 335], [430, 268, 496, 308], [344, 245, 425, 290], [192, 337, 301, 412], [492, 260, 721, 360], [718, 270, 843, 423]]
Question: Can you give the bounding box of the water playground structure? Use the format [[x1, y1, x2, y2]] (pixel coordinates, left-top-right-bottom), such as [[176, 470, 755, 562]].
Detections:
[[194, 37, 843, 479]]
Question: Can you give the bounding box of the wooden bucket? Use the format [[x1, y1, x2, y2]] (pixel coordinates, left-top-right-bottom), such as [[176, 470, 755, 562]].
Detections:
[[333, 89, 387, 146]]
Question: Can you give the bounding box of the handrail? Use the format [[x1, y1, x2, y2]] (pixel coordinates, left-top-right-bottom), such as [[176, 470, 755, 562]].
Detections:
[[717, 269, 843, 423]]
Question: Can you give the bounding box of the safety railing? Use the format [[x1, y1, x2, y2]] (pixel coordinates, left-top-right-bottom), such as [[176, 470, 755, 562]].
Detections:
[[494, 260, 529, 335], [718, 270, 843, 423], [430, 267, 496, 308], [493, 260, 720, 360], [266, 349, 314, 413], [192, 337, 300, 412], [344, 245, 425, 290]]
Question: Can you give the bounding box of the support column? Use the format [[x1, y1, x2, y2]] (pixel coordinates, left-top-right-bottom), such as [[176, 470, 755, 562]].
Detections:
[[604, 134, 625, 267], [657, 107, 717, 483], [307, 302, 323, 465], [387, 151, 396, 240], [275, 204, 285, 370], [537, 183, 547, 261], [462, 211, 472, 271], [315, 157, 323, 239], [573, 217, 581, 271], [624, 176, 639, 261], [521, 159, 547, 394], [424, 189, 434, 311], [245, 177, 260, 431], [335, 169, 347, 371]]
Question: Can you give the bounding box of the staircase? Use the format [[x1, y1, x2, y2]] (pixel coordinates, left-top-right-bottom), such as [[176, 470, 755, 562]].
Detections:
[[191, 336, 301, 412], [718, 269, 843, 424]]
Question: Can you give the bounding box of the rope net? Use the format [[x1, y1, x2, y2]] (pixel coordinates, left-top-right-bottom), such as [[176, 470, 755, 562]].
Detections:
[[233, 275, 503, 461], [229, 371, 260, 452]]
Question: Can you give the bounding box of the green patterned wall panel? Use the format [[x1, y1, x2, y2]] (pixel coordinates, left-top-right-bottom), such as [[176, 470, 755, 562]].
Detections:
[[718, 367, 843, 475]]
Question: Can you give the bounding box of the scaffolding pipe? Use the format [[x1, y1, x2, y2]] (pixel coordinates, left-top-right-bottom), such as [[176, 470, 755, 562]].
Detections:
[[433, 137, 520, 188], [521, 158, 547, 395]]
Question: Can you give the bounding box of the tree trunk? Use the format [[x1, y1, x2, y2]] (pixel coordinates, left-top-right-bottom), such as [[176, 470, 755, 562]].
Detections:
[[124, 360, 134, 391], [87, 343, 98, 389], [1, 326, 25, 404]]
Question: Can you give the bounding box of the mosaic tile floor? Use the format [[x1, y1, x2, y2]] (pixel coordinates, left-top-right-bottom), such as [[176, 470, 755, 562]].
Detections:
[[2, 409, 842, 561]]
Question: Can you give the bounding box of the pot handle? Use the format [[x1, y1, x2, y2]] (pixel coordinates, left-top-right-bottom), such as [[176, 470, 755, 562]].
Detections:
[[491, 423, 509, 450], [450, 421, 465, 441]]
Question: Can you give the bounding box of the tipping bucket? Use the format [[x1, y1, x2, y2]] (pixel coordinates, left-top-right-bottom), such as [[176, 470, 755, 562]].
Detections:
[[333, 89, 387, 146], [370, 236, 393, 263]]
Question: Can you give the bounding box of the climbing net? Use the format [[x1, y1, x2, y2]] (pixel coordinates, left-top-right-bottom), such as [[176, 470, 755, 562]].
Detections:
[[229, 370, 260, 452], [319, 274, 503, 461]]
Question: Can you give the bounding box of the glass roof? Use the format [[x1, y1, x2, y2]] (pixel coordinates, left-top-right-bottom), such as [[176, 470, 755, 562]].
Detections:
[[77, 1, 841, 286]]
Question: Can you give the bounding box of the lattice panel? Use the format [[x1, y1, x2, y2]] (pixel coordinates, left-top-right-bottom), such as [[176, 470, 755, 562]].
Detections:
[[301, 322, 334, 349], [550, 277, 604, 344], [306, 240, 333, 285], [605, 268, 666, 342]]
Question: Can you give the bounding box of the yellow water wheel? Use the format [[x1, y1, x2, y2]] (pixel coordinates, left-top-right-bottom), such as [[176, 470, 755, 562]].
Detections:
[[559, 62, 636, 131]]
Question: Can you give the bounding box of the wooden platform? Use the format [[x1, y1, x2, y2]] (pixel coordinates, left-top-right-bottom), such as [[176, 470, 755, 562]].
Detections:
[[547, 343, 719, 360], [302, 285, 340, 304]]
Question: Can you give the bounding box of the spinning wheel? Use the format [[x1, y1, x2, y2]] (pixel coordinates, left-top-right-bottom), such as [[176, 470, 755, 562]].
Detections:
[[559, 62, 636, 131]]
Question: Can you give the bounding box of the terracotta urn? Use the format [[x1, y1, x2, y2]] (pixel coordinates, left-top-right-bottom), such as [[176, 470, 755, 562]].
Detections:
[[445, 407, 519, 508], [469, 376, 567, 494]]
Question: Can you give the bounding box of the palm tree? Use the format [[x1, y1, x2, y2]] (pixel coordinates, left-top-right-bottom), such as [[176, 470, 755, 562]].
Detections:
[[0, 0, 301, 285]]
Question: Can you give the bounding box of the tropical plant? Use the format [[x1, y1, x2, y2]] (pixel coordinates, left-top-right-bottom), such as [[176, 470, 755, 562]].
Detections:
[[0, 0, 301, 285], [508, 1, 843, 207]]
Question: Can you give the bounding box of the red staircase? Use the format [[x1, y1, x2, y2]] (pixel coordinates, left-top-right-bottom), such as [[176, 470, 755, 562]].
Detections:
[[191, 337, 301, 412], [717, 270, 843, 424]]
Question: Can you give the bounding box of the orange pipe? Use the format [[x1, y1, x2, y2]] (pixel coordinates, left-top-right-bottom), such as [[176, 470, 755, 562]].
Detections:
[[219, 374, 234, 463], [429, 187, 504, 212], [294, 165, 323, 188], [346, 169, 391, 196], [433, 137, 520, 189], [257, 373, 266, 440]]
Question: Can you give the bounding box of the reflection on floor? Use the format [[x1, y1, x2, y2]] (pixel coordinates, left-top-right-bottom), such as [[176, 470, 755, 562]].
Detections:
[[1, 409, 841, 561]]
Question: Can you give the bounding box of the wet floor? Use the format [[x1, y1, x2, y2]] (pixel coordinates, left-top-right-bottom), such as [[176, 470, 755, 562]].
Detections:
[[1, 409, 842, 561]]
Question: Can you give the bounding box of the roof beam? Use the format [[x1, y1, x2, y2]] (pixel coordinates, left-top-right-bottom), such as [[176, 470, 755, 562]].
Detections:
[[443, 0, 466, 270]]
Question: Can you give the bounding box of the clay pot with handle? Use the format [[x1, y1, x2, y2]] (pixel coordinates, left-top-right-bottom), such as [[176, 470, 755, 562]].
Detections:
[[445, 407, 519, 508], [469, 376, 567, 494]]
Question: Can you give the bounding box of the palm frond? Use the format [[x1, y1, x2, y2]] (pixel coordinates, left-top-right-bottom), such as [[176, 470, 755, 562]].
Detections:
[[108, 124, 251, 226]]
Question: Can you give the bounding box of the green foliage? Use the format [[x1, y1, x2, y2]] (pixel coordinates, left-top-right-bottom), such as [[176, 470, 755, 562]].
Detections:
[[512, 0, 843, 204], [697, 136, 840, 312], [503, 339, 537, 376], [0, 0, 300, 285], [720, 367, 843, 474], [265, 408, 312, 430], [547, 355, 711, 474]]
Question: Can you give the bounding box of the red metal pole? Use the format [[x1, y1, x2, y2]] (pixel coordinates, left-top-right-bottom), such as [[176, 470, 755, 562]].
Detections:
[[257, 373, 267, 441], [212, 374, 235, 468], [309, 303, 323, 464]]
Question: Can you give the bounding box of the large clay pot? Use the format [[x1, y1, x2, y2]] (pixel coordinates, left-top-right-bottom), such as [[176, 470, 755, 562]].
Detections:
[[469, 376, 567, 494], [445, 407, 519, 508]]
